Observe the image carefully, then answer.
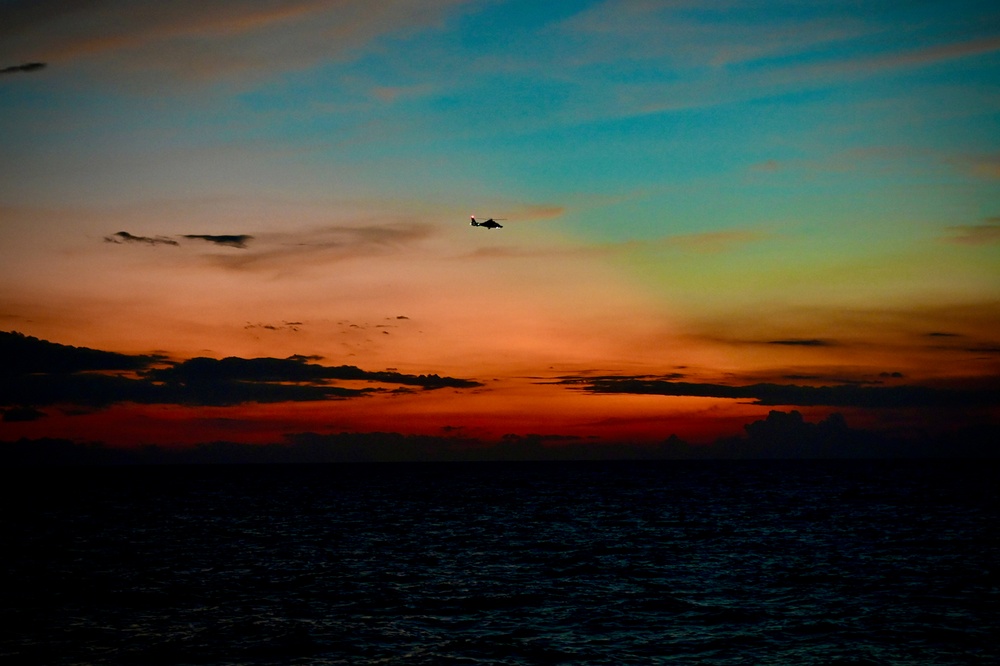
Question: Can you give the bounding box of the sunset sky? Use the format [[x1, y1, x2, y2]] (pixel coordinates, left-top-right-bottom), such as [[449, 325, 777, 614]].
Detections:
[[2, 1, 998, 456]]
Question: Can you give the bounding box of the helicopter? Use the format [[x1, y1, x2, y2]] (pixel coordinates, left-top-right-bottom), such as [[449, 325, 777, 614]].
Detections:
[[470, 215, 505, 229]]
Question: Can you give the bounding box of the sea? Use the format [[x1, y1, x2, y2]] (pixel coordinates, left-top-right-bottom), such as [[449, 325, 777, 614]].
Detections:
[[2, 460, 997, 665]]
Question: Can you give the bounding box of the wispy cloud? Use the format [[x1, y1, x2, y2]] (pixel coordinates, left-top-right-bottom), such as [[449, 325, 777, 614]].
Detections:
[[182, 234, 254, 248], [104, 231, 179, 246], [768, 339, 833, 347], [462, 227, 769, 262], [557, 2, 1000, 118], [0, 62, 45, 75], [0, 0, 469, 85], [103, 223, 429, 269], [942, 217, 1000, 245], [205, 223, 436, 271]]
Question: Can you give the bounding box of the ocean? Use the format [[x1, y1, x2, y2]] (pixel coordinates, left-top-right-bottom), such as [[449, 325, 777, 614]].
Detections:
[[3, 460, 997, 665]]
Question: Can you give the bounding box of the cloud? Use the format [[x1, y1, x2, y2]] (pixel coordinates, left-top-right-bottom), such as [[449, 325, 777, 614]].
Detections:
[[103, 231, 179, 246], [0, 0, 468, 86], [0, 330, 482, 410], [462, 227, 769, 262], [508, 204, 565, 220], [0, 331, 164, 376], [557, 3, 1000, 120], [204, 223, 436, 271], [768, 339, 833, 347], [182, 234, 254, 248], [103, 223, 430, 270], [659, 410, 999, 459], [105, 231, 254, 248], [146, 356, 481, 391], [245, 321, 302, 332], [561, 376, 1000, 410], [2, 406, 47, 422], [942, 217, 1000, 245], [7, 411, 999, 463], [969, 158, 1000, 179], [552, 372, 686, 386], [0, 62, 45, 75]]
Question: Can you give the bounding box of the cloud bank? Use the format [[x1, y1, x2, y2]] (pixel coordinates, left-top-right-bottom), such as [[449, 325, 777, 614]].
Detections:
[[0, 331, 482, 410], [4, 409, 996, 464], [560, 376, 1000, 410]]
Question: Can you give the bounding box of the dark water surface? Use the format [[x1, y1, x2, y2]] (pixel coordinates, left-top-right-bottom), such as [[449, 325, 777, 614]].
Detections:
[[3, 461, 998, 665]]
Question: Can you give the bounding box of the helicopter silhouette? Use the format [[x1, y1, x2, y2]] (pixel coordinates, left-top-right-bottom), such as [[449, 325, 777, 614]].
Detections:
[[470, 215, 505, 229]]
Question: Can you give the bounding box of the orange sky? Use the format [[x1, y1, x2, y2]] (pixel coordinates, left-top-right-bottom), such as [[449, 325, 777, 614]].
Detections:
[[2, 1, 998, 457]]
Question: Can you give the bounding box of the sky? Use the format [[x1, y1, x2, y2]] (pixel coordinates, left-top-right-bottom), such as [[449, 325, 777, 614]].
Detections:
[[1, 0, 998, 459]]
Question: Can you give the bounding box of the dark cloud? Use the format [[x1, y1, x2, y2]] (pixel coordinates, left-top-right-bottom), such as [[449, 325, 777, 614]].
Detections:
[[768, 338, 832, 347], [105, 231, 255, 248], [0, 331, 482, 410], [5, 412, 998, 464], [658, 411, 999, 459], [182, 234, 254, 248], [2, 406, 46, 422], [561, 376, 1000, 409], [104, 231, 179, 246], [0, 331, 163, 376], [552, 373, 686, 385], [0, 62, 45, 75], [146, 356, 481, 391]]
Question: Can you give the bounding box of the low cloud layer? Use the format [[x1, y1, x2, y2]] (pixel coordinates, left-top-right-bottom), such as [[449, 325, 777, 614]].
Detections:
[[560, 376, 1000, 410], [4, 410, 997, 464], [0, 331, 482, 410]]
